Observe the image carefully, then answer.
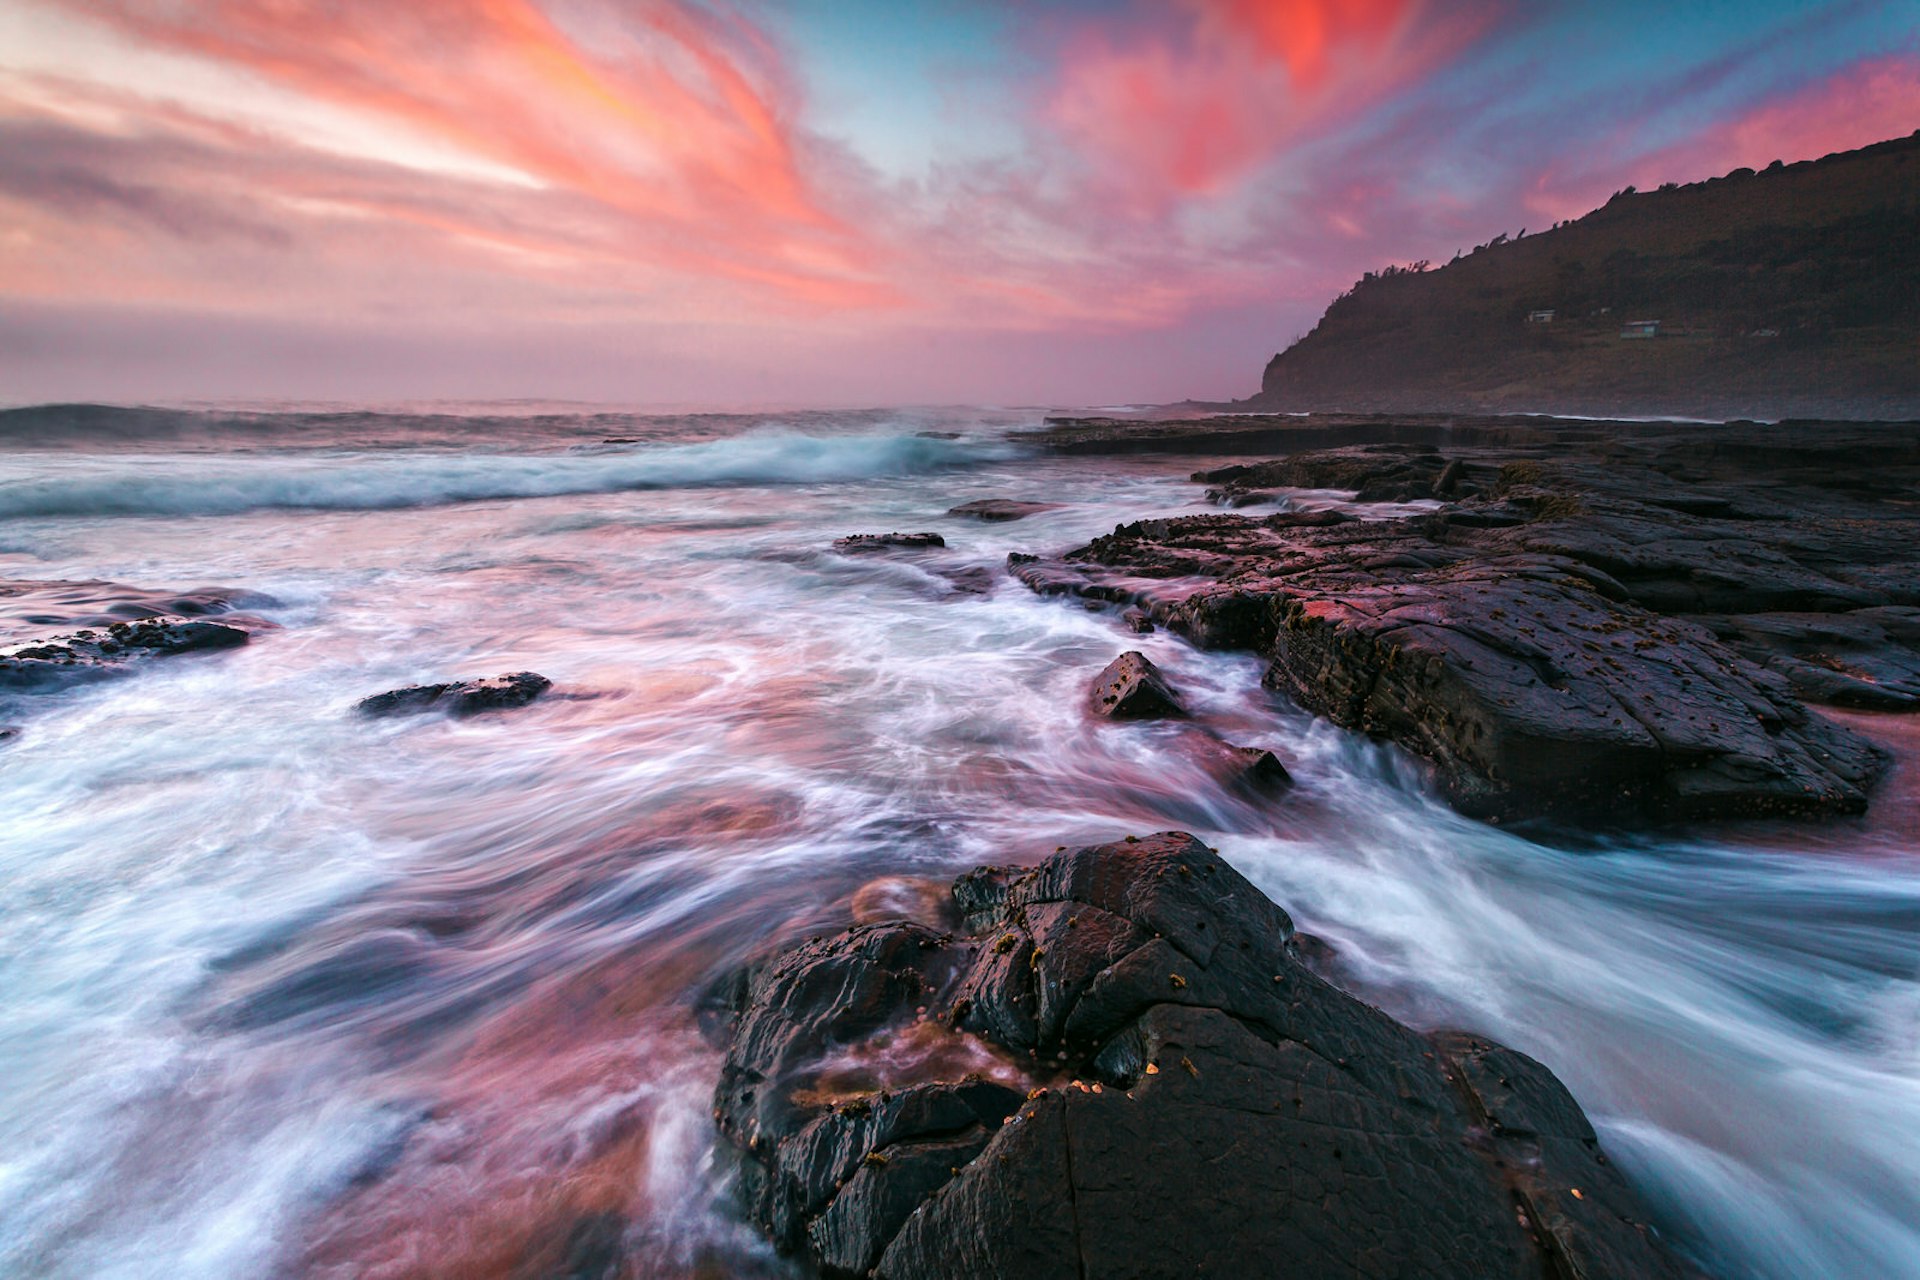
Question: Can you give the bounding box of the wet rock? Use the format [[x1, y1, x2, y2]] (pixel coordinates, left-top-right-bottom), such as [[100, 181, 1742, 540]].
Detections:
[[712, 834, 1688, 1280], [1088, 651, 1185, 720], [934, 566, 997, 596], [834, 533, 947, 553], [508, 1210, 631, 1280], [1196, 740, 1294, 795], [1121, 609, 1155, 634], [357, 671, 552, 719], [220, 927, 438, 1030], [1203, 486, 1278, 508], [1015, 421, 1919, 823], [0, 615, 251, 692], [1194, 445, 1471, 506], [1698, 608, 1920, 710], [946, 500, 1061, 522], [0, 577, 269, 641]]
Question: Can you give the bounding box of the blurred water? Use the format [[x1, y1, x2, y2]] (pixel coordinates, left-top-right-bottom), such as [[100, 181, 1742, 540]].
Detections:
[[0, 407, 1916, 1278]]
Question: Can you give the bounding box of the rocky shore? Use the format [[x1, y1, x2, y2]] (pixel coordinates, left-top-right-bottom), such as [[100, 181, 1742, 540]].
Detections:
[[0, 578, 265, 709], [1011, 418, 1920, 823], [710, 833, 1692, 1278]]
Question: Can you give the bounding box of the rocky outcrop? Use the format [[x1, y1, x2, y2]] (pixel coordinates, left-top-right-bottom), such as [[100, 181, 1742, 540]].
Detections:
[[1698, 608, 1920, 710], [1012, 421, 1919, 822], [1248, 131, 1920, 420], [710, 833, 1690, 1279], [1197, 444, 1486, 505], [0, 615, 251, 692], [834, 533, 947, 553], [356, 671, 552, 719], [946, 500, 1061, 522], [1087, 651, 1184, 719]]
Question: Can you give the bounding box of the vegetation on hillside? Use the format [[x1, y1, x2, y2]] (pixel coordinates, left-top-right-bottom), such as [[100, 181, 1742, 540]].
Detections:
[[1253, 131, 1920, 419]]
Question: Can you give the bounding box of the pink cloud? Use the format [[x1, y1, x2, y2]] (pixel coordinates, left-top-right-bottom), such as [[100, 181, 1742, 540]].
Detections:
[[1043, 0, 1496, 204], [1525, 53, 1920, 225], [50, 0, 898, 310]]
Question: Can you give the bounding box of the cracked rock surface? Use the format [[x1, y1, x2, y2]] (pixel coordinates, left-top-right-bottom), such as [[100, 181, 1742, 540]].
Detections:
[[711, 833, 1690, 1279], [1011, 421, 1919, 822]]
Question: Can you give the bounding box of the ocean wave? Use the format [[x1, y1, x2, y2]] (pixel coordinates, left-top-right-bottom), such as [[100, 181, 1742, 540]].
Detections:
[[0, 430, 1013, 518]]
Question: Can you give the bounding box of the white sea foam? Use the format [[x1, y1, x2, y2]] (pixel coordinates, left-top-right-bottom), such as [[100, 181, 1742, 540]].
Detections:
[[2, 410, 1916, 1278]]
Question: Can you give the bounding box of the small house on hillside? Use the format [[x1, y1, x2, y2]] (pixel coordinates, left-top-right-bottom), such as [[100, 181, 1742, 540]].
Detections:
[[1621, 319, 1661, 339], [1527, 309, 1557, 324]]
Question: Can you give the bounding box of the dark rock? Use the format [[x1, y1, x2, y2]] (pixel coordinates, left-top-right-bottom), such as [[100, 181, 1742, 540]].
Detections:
[[712, 834, 1688, 1280], [934, 566, 998, 596], [1088, 651, 1185, 719], [1121, 609, 1155, 634], [1194, 445, 1466, 506], [356, 671, 552, 719], [0, 615, 251, 693], [1697, 608, 1920, 710], [1203, 486, 1278, 508], [0, 577, 269, 642], [834, 533, 947, 553], [1196, 740, 1294, 795], [1013, 421, 1918, 823], [220, 927, 438, 1030], [947, 500, 1062, 522]]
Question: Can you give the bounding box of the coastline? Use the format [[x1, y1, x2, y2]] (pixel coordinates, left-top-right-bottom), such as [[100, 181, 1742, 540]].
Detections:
[[6, 405, 1920, 1277]]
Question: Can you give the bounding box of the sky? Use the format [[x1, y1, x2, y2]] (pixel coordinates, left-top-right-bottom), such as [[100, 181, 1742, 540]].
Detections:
[[0, 0, 1915, 408]]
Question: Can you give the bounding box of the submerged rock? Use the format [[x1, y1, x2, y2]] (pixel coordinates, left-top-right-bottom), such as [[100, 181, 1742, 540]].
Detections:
[[1197, 740, 1294, 795], [946, 500, 1062, 523], [834, 533, 947, 553], [1195, 444, 1477, 506], [0, 615, 251, 692], [0, 577, 269, 640], [1088, 651, 1185, 719], [356, 671, 552, 719], [711, 833, 1689, 1279]]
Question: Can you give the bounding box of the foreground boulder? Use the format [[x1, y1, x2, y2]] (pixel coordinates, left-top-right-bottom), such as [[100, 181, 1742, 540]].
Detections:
[[0, 615, 251, 692], [711, 834, 1689, 1279], [356, 671, 551, 718], [834, 533, 947, 553], [1087, 651, 1184, 719]]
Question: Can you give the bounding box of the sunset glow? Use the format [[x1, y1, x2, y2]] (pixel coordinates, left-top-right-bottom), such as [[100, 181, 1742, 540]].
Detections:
[[0, 0, 1913, 403]]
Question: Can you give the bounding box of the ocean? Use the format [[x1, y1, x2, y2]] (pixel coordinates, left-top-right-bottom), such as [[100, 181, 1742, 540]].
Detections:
[[1, 404, 1917, 1278]]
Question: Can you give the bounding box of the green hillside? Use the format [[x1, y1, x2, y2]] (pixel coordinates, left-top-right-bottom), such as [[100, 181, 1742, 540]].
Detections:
[[1250, 130, 1920, 419]]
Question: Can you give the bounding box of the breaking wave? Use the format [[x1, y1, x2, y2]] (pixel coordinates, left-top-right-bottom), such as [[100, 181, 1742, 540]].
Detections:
[[0, 430, 1011, 519]]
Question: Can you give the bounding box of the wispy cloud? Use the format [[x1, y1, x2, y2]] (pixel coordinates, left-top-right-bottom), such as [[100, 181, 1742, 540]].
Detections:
[[0, 0, 1910, 403], [1042, 0, 1499, 204]]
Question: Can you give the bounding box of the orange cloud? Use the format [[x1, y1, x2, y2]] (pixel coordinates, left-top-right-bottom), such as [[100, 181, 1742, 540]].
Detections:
[[57, 0, 895, 310]]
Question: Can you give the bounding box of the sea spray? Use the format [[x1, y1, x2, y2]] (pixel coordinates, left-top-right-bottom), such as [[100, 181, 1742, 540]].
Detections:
[[0, 407, 1915, 1278]]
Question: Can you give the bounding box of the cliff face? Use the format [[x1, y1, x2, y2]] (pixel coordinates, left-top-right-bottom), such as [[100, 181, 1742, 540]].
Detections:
[[1251, 131, 1920, 420]]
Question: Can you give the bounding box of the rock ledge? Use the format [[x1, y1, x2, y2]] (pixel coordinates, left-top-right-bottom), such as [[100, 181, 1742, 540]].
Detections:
[[711, 833, 1690, 1279]]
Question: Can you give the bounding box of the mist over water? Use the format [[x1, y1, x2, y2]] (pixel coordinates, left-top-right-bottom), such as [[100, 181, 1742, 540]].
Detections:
[[1, 406, 1916, 1278]]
